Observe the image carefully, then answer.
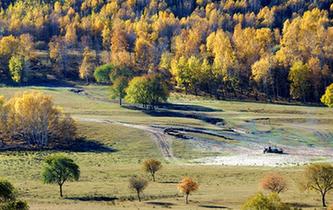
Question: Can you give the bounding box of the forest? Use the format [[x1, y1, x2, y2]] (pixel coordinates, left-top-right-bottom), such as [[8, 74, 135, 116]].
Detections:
[[0, 0, 333, 103]]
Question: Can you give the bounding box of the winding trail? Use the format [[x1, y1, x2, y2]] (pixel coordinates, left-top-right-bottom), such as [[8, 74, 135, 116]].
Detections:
[[77, 118, 176, 161], [76, 117, 333, 166]]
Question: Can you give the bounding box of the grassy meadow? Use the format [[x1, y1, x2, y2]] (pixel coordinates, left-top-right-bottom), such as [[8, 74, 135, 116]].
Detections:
[[0, 85, 332, 209]]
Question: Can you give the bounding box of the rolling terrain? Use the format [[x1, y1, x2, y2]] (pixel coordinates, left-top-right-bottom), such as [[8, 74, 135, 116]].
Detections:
[[0, 85, 332, 209]]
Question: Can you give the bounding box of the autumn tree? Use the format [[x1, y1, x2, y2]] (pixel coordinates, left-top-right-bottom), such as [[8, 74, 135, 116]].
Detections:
[[79, 47, 97, 83], [8, 55, 24, 83], [1, 0, 333, 103], [49, 37, 69, 78], [129, 176, 148, 202], [143, 159, 162, 182], [171, 56, 191, 93], [135, 36, 156, 71], [94, 64, 113, 83], [0, 34, 33, 82], [260, 173, 287, 194], [42, 155, 80, 197], [288, 61, 311, 102], [109, 67, 134, 105], [302, 163, 333, 207], [110, 21, 133, 67], [0, 91, 77, 147], [177, 177, 199, 204], [321, 83, 333, 107], [242, 192, 290, 210], [276, 9, 329, 66], [125, 74, 169, 108], [206, 29, 237, 77]]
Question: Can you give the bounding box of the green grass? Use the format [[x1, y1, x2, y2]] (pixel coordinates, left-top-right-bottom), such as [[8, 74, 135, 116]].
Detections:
[[0, 85, 332, 209]]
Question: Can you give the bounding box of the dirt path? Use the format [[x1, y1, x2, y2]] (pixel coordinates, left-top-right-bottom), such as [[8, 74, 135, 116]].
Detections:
[[77, 118, 176, 161], [76, 117, 333, 166]]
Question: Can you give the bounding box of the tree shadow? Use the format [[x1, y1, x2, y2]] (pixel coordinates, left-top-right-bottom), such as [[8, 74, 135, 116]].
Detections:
[[0, 138, 115, 153], [65, 195, 118, 202], [286, 202, 318, 208], [158, 181, 179, 184], [156, 103, 222, 112], [54, 137, 116, 153], [146, 201, 175, 207], [124, 104, 224, 126], [198, 204, 229, 209]]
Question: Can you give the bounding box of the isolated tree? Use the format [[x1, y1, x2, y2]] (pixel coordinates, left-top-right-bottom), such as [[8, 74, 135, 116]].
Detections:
[[242, 192, 290, 210], [8, 55, 24, 83], [321, 83, 333, 107], [143, 159, 162, 182], [0, 179, 16, 202], [125, 74, 169, 108], [42, 155, 80, 197], [79, 47, 97, 83], [177, 177, 199, 204], [302, 163, 333, 207], [260, 173, 287, 194], [94, 64, 113, 83], [129, 176, 148, 202]]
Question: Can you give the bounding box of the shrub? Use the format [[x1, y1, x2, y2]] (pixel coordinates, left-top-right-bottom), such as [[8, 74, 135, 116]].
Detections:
[[0, 179, 28, 210], [242, 192, 290, 210], [1, 200, 29, 210], [0, 180, 16, 202]]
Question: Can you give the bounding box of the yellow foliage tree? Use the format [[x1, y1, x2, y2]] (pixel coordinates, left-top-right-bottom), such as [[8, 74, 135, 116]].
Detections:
[[143, 159, 162, 182], [321, 83, 333, 108], [0, 91, 76, 148], [79, 47, 97, 83]]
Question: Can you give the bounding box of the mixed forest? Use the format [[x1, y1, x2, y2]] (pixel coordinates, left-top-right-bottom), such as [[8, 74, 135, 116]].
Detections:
[[1, 0, 333, 103]]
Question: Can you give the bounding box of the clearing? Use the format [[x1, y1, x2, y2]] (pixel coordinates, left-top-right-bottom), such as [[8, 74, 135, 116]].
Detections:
[[0, 85, 332, 209]]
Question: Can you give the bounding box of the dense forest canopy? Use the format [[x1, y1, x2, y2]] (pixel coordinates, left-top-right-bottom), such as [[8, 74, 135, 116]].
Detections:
[[0, 0, 333, 103]]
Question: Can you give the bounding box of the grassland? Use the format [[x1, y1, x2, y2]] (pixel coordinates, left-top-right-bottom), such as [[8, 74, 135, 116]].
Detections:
[[0, 85, 332, 209]]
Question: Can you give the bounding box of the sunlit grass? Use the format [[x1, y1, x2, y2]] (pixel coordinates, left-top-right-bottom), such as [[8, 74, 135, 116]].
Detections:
[[0, 85, 332, 209]]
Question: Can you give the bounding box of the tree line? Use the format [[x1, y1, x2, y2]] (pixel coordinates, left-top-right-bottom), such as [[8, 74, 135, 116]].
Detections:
[[0, 0, 333, 103]]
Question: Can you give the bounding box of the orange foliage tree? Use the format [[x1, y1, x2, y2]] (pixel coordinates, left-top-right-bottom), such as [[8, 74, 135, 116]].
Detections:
[[260, 173, 287, 194], [177, 177, 199, 204]]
